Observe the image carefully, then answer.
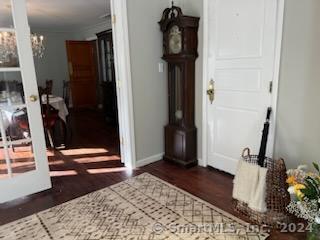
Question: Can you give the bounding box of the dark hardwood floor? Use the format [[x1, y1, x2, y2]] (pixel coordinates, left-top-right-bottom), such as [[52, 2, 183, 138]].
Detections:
[[0, 110, 305, 239]]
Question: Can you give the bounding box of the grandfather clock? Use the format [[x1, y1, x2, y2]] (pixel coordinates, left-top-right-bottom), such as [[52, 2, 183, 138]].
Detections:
[[159, 5, 199, 167]]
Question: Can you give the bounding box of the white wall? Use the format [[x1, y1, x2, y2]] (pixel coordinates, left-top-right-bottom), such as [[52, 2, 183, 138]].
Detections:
[[274, 0, 320, 168], [126, 0, 169, 163]]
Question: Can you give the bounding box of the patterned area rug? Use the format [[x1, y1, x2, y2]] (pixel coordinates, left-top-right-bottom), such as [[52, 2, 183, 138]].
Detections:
[[0, 173, 269, 239]]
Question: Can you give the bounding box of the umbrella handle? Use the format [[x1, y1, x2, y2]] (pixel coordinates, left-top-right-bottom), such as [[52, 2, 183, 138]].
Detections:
[[242, 147, 251, 160], [266, 107, 272, 121]]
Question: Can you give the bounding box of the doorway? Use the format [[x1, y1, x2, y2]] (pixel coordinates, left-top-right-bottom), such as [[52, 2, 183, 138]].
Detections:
[[63, 29, 122, 173], [202, 0, 284, 174]]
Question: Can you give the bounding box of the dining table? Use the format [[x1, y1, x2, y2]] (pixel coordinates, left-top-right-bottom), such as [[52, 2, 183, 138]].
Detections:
[[41, 95, 69, 123], [0, 93, 69, 132]]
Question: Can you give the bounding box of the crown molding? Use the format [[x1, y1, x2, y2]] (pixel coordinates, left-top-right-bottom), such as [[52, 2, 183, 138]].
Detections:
[[30, 19, 111, 35]]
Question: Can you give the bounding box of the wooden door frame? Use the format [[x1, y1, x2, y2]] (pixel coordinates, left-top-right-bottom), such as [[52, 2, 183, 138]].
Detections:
[[110, 0, 136, 169], [200, 0, 285, 167]]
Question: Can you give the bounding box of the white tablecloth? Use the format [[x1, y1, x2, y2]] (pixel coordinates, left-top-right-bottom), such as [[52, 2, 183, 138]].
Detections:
[[0, 95, 69, 133], [0, 93, 25, 130], [41, 95, 69, 123]]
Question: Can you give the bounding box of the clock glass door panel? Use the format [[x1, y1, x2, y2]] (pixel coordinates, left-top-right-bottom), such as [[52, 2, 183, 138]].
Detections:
[[169, 25, 182, 54], [170, 65, 183, 125]]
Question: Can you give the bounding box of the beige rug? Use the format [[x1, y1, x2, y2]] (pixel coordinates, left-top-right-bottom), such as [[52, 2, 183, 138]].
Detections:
[[0, 173, 269, 239]]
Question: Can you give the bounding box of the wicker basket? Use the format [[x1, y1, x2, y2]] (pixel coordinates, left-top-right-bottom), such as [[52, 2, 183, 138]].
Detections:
[[232, 148, 293, 228]]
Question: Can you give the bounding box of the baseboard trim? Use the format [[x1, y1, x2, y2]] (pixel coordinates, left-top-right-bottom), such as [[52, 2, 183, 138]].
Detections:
[[198, 158, 205, 167], [136, 153, 164, 168]]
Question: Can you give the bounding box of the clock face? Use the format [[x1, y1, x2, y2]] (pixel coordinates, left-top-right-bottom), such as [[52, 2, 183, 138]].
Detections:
[[168, 25, 182, 54]]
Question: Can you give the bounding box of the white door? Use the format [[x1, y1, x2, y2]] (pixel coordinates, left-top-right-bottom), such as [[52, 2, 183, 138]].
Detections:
[[204, 0, 282, 174], [0, 0, 51, 203]]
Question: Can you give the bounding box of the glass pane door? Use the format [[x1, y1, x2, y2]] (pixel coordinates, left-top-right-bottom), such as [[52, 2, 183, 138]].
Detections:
[[0, 72, 35, 179], [0, 0, 51, 203]]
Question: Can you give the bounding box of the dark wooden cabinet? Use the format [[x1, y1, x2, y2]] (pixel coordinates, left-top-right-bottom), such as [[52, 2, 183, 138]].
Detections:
[[159, 5, 199, 167], [96, 30, 118, 124]]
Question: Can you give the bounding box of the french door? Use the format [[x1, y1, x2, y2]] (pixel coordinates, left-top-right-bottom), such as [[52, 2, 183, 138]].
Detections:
[[0, 0, 51, 203], [204, 0, 283, 174]]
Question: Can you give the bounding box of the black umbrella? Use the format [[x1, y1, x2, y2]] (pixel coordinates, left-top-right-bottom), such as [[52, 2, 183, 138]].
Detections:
[[257, 107, 272, 167]]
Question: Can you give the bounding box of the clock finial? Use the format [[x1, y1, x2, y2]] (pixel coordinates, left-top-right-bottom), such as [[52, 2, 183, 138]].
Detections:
[[172, 1, 174, 7]]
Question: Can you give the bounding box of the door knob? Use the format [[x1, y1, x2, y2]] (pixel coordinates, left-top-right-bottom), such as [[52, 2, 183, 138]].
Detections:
[[207, 79, 215, 104], [29, 95, 38, 102]]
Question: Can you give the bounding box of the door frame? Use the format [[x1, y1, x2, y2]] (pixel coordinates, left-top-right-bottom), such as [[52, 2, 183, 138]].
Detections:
[[110, 0, 136, 169], [200, 0, 285, 167]]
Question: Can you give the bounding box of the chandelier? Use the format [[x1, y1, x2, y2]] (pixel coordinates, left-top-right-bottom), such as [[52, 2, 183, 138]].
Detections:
[[0, 32, 45, 65], [30, 33, 45, 58]]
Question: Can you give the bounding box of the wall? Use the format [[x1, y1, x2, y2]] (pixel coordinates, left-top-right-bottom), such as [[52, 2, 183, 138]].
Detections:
[[274, 0, 320, 168], [126, 0, 169, 163], [73, 20, 112, 40], [31, 30, 73, 96]]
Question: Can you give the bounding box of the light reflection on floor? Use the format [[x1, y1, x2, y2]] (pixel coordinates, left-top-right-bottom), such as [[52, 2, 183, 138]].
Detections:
[[0, 147, 123, 179], [0, 145, 35, 179]]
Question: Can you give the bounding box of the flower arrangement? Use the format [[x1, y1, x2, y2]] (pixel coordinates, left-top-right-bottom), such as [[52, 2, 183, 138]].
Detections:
[[286, 163, 320, 237]]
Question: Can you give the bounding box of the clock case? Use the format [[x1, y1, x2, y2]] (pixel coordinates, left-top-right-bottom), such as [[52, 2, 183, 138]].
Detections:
[[159, 6, 199, 167]]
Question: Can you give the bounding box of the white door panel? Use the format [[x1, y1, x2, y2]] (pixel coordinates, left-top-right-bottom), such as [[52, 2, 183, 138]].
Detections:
[[215, 69, 261, 92], [216, 0, 265, 59], [206, 0, 279, 174]]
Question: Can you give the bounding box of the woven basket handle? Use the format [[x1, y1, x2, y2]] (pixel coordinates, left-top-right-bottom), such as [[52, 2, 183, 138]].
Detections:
[[242, 148, 251, 160]]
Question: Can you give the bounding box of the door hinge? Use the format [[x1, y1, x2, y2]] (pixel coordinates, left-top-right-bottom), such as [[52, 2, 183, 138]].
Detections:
[[120, 137, 124, 145], [117, 80, 121, 89], [112, 15, 116, 24], [269, 81, 273, 93]]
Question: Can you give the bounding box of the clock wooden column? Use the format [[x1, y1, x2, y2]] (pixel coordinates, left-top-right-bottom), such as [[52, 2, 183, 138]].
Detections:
[[159, 5, 199, 167]]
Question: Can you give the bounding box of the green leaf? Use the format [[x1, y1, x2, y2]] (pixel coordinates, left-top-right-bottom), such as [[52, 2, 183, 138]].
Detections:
[[301, 177, 320, 200], [313, 162, 320, 173]]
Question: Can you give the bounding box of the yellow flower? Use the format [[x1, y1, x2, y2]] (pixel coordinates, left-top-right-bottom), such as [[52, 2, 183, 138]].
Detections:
[[286, 176, 297, 186], [294, 184, 306, 200]]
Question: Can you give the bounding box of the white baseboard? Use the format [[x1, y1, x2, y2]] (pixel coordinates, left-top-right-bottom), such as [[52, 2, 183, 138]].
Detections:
[[198, 158, 206, 167], [136, 153, 164, 168]]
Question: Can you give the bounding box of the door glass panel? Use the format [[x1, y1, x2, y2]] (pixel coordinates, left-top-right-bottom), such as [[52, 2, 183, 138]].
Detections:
[[0, 0, 14, 28], [0, 72, 35, 179], [0, 0, 19, 68], [0, 31, 19, 68]]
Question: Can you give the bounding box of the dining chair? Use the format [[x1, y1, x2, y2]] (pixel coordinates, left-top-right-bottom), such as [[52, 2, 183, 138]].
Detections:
[[39, 83, 59, 149], [62, 80, 72, 146], [10, 107, 31, 152], [16, 82, 24, 103], [45, 79, 53, 95], [62, 80, 70, 108]]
